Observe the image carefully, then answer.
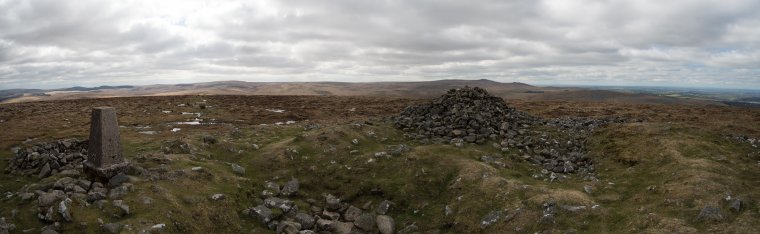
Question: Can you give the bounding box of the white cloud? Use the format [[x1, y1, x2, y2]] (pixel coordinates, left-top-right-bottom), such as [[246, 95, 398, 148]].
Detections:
[[0, 0, 758, 89]]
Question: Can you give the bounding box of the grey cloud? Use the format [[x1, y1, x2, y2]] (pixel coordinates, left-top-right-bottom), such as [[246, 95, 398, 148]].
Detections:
[[0, 0, 759, 89]]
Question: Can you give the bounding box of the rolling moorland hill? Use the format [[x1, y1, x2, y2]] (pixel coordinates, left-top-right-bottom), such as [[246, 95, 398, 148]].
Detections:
[[0, 85, 758, 233], [0, 80, 722, 106]]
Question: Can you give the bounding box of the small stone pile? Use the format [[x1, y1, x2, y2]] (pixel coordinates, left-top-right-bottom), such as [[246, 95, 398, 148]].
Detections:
[[394, 86, 536, 144], [5, 139, 88, 179], [244, 179, 397, 234]]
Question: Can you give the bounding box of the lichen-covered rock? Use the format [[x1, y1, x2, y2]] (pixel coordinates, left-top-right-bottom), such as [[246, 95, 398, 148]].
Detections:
[[281, 178, 299, 197]]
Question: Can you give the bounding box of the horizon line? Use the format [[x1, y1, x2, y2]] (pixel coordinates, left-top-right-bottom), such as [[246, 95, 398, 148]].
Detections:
[[2, 79, 759, 92]]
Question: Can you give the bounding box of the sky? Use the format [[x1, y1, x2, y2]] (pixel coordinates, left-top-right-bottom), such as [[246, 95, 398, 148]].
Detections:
[[0, 0, 759, 90]]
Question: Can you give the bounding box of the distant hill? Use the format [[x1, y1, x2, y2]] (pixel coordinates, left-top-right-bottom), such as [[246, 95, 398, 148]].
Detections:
[[58, 85, 134, 92], [0, 79, 725, 106], [525, 89, 716, 105], [0, 89, 44, 102]]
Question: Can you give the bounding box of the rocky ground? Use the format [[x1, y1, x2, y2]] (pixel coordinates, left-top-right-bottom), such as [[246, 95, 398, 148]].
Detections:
[[0, 90, 758, 233]]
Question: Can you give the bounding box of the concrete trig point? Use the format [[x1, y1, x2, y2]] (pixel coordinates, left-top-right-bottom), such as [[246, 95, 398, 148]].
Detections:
[[83, 107, 129, 181]]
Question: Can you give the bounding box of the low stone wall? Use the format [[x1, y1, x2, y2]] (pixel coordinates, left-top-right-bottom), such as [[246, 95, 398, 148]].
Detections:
[[6, 139, 88, 179]]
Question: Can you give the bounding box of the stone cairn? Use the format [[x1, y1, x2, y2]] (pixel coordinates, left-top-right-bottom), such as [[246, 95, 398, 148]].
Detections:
[[83, 107, 129, 182], [5, 139, 87, 178], [394, 87, 627, 175], [394, 86, 536, 144]]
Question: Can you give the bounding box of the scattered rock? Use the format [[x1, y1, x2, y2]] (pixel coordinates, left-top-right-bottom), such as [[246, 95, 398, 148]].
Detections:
[[284, 148, 299, 159], [583, 185, 593, 194], [322, 210, 341, 220], [161, 139, 194, 154], [103, 223, 122, 234], [376, 215, 395, 234], [281, 178, 299, 197], [264, 181, 281, 196], [264, 197, 295, 213], [387, 144, 410, 156], [480, 210, 503, 229], [107, 173, 129, 187], [38, 163, 52, 178], [58, 199, 73, 222], [697, 206, 724, 222], [539, 202, 557, 224], [398, 224, 419, 234], [201, 135, 218, 144], [151, 223, 166, 231], [38, 206, 55, 222], [108, 185, 130, 199], [210, 194, 225, 201], [0, 217, 17, 233], [87, 192, 107, 202], [231, 164, 245, 175], [373, 152, 388, 158], [276, 221, 302, 234], [330, 221, 354, 234], [325, 194, 341, 211], [316, 219, 334, 230], [112, 200, 130, 216], [343, 206, 362, 222], [294, 212, 316, 229], [245, 205, 273, 224], [19, 192, 35, 202], [561, 205, 587, 213], [728, 198, 743, 213], [377, 200, 392, 215], [353, 213, 376, 231], [140, 196, 153, 205], [445, 205, 453, 217], [38, 192, 59, 207]]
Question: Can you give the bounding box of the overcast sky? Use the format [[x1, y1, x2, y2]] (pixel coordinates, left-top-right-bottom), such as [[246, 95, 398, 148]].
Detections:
[[1, 0, 759, 89]]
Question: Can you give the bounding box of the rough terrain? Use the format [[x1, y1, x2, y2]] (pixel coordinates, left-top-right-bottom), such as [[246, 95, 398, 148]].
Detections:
[[0, 89, 758, 233]]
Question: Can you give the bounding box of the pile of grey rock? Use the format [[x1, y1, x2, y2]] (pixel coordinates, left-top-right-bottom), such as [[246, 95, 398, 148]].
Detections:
[[15, 171, 133, 227], [727, 134, 758, 148], [5, 139, 135, 231], [5, 139, 88, 179], [395, 86, 536, 145], [243, 179, 397, 234], [519, 116, 628, 174], [395, 87, 629, 175]]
